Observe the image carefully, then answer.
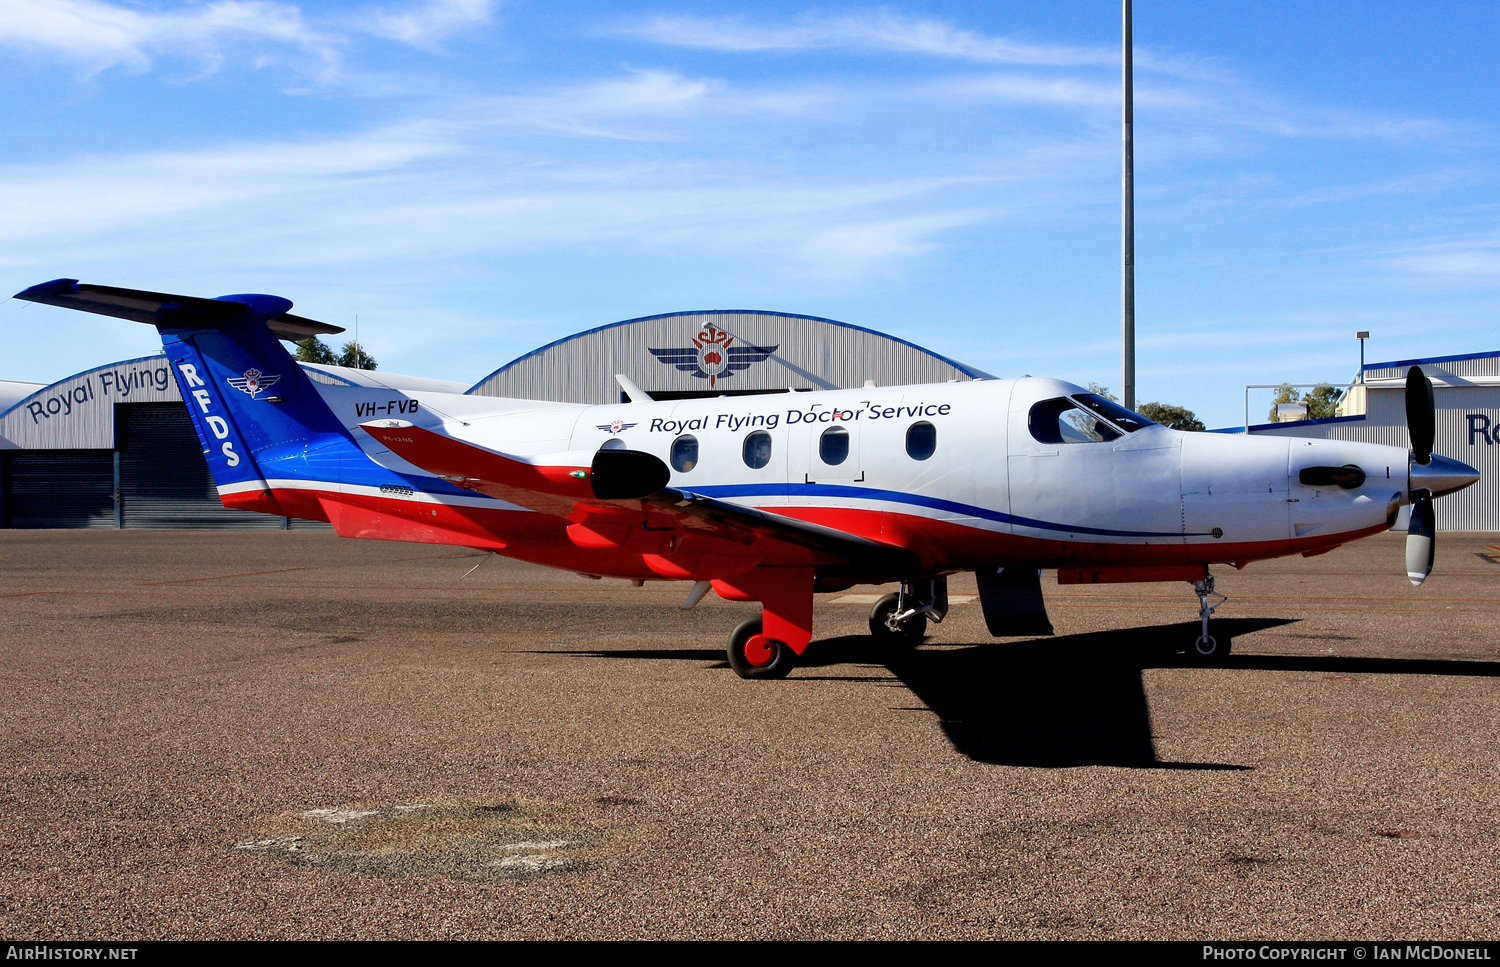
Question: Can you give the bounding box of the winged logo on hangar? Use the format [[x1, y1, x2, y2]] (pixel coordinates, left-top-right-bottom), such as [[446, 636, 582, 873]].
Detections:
[[648, 326, 778, 390]]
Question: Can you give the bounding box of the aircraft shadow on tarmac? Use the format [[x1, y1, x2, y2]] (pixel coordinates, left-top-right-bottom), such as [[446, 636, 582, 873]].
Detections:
[[568, 618, 1500, 771]]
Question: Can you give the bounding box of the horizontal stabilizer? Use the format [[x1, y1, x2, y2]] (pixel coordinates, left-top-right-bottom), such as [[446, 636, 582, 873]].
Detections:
[[13, 279, 345, 341]]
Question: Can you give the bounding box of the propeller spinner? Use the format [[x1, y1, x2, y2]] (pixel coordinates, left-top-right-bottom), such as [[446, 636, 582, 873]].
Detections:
[[1403, 365, 1479, 586]]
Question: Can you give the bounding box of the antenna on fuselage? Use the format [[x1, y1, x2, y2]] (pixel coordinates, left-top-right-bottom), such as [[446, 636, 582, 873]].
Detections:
[[615, 374, 654, 403]]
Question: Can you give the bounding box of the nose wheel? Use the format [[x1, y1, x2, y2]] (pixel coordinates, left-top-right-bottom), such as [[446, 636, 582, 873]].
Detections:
[[869, 592, 927, 645], [868, 577, 946, 650], [726, 617, 796, 679], [1190, 575, 1230, 662]]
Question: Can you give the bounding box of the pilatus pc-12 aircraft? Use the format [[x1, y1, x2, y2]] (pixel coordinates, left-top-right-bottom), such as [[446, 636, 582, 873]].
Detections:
[[15, 280, 1481, 678]]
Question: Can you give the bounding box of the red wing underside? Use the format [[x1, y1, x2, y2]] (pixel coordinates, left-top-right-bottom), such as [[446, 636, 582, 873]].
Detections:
[[358, 422, 915, 575]]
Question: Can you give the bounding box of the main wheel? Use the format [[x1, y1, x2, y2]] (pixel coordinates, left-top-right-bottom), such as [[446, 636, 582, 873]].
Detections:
[[869, 593, 927, 645], [726, 617, 796, 679]]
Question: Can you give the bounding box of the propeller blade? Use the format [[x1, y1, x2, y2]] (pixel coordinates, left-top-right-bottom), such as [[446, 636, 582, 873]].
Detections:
[[1405, 365, 1434, 464], [1405, 494, 1435, 586]]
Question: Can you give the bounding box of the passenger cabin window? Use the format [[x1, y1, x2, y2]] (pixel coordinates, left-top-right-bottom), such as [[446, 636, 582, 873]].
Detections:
[[670, 434, 698, 472], [743, 430, 772, 469], [819, 426, 849, 465], [906, 421, 936, 460], [1029, 396, 1155, 445]]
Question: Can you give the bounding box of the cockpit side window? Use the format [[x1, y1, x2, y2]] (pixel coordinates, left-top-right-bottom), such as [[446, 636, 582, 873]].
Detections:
[[1029, 397, 1123, 444]]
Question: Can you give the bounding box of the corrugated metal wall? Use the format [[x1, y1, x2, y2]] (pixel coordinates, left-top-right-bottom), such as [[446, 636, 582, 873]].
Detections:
[[2, 451, 115, 528], [470, 311, 986, 404], [0, 355, 179, 450], [118, 404, 291, 529], [1366, 355, 1500, 380], [0, 404, 332, 530]]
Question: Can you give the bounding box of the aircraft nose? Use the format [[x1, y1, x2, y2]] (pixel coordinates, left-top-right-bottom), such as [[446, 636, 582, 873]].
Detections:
[[1410, 453, 1480, 498]]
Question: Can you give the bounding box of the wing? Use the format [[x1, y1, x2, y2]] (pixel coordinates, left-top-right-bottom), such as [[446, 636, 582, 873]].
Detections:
[[358, 421, 916, 575], [14, 279, 345, 341]]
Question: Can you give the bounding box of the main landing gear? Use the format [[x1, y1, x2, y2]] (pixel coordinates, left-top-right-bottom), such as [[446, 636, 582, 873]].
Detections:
[[1191, 574, 1230, 662], [719, 571, 948, 679], [716, 567, 814, 681], [726, 617, 797, 679]]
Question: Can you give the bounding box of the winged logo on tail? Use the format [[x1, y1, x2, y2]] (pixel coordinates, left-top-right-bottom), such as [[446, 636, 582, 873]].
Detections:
[[227, 368, 280, 399]]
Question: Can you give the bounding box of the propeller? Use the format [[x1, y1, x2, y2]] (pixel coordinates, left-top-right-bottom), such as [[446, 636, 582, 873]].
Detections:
[[1405, 365, 1435, 586], [1406, 494, 1435, 586], [1405, 364, 1434, 466]]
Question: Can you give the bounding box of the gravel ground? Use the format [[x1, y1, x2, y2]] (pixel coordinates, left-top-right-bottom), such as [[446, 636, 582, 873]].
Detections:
[[0, 528, 1496, 940]]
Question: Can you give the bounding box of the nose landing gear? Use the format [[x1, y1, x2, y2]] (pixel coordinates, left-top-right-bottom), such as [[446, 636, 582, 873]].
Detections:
[[1191, 574, 1229, 662], [869, 576, 947, 647]]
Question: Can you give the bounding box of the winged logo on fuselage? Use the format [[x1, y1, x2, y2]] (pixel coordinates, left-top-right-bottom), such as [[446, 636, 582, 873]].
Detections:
[[647, 326, 778, 390]]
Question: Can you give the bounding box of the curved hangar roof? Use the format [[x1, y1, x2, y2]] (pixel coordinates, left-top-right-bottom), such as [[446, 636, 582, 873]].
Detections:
[[469, 310, 991, 405]]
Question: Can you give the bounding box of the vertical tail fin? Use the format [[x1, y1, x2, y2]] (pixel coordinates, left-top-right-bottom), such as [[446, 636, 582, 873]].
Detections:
[[160, 316, 357, 512], [14, 280, 360, 514]]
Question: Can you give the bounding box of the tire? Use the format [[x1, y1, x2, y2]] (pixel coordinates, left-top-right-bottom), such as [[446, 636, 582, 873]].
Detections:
[[1189, 631, 1232, 664], [869, 593, 927, 645], [726, 617, 796, 680]]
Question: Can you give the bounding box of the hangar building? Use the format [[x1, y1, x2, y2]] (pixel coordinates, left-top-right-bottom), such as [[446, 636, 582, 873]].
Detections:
[[1245, 350, 1500, 531], [469, 310, 984, 404], [0, 309, 987, 528]]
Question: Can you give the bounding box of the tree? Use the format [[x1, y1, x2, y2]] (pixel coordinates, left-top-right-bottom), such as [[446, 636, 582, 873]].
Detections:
[[1305, 384, 1343, 419], [1137, 401, 1205, 431], [1086, 381, 1118, 402], [294, 336, 336, 364], [338, 341, 377, 370], [1267, 384, 1342, 422]]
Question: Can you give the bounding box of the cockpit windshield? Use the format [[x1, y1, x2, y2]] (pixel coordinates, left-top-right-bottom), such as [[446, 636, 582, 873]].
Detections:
[[1071, 394, 1156, 433], [1028, 394, 1156, 445]]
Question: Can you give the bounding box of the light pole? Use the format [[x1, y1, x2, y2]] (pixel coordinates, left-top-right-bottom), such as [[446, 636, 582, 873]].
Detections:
[[1122, 0, 1136, 410], [1357, 331, 1369, 383]]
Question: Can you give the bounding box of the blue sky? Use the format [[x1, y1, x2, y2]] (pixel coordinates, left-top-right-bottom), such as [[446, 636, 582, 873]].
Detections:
[[1, 0, 1497, 428]]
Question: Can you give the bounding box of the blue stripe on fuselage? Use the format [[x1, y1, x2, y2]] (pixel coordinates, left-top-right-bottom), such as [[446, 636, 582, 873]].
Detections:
[[688, 483, 1197, 538]]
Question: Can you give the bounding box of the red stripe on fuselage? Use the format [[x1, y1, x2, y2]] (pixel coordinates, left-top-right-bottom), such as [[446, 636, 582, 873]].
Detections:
[[228, 488, 1383, 580]]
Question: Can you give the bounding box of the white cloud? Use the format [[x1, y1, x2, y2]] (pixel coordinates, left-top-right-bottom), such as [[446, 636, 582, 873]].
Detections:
[[616, 11, 1114, 67], [362, 0, 494, 48], [613, 10, 1228, 81], [1386, 236, 1500, 278], [796, 210, 986, 275], [0, 120, 458, 246], [0, 0, 495, 76], [0, 0, 328, 73]]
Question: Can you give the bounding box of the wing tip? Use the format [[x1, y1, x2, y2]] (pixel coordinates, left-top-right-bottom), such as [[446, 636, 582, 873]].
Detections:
[[14, 278, 79, 301]]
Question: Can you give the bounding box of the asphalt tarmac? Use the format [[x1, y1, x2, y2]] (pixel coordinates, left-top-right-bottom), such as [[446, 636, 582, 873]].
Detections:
[[1, 528, 1497, 940]]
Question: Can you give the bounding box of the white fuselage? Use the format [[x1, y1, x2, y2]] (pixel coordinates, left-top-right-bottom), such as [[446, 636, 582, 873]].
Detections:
[[296, 371, 1409, 576]]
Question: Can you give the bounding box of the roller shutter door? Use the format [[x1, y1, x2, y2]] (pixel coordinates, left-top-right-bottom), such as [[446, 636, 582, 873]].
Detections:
[[118, 403, 324, 529], [2, 450, 115, 528]]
